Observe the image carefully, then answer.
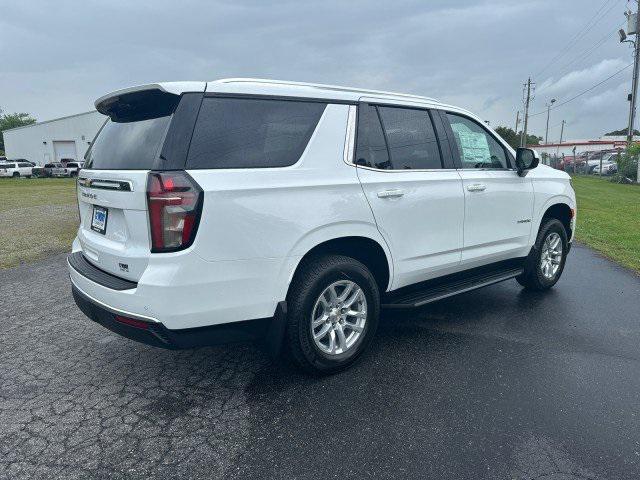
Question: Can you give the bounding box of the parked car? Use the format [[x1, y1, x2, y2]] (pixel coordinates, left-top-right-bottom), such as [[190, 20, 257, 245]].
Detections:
[[592, 162, 618, 175], [32, 162, 64, 178], [68, 79, 577, 374], [52, 161, 84, 177], [0, 161, 33, 178]]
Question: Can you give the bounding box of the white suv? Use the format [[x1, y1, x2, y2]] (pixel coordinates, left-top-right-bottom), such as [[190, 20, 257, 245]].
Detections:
[[0, 161, 33, 178], [69, 79, 576, 374]]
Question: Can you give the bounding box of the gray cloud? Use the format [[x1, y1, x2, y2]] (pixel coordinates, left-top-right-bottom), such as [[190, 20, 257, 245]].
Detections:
[[0, 0, 634, 138]]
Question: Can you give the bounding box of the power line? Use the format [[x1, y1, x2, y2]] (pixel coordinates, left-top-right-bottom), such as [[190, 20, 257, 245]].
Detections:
[[537, 0, 623, 77], [529, 62, 632, 116], [537, 19, 627, 95]]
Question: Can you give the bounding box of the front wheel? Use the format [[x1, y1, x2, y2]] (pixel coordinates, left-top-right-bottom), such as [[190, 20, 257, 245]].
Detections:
[[286, 254, 380, 374], [517, 218, 569, 290]]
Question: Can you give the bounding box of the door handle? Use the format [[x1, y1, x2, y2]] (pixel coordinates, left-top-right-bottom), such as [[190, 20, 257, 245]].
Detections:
[[377, 189, 405, 198], [466, 183, 486, 192]]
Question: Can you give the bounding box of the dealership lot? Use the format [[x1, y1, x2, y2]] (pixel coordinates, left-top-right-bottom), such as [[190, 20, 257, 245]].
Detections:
[[1, 244, 639, 479]]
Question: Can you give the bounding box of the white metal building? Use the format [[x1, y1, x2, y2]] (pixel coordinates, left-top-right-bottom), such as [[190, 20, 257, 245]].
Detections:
[[3, 111, 106, 166]]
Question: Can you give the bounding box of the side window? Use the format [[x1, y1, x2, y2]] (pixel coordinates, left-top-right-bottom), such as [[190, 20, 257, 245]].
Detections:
[[446, 113, 509, 169], [355, 105, 391, 169], [186, 97, 326, 169], [378, 106, 442, 170], [19, 163, 30, 168]]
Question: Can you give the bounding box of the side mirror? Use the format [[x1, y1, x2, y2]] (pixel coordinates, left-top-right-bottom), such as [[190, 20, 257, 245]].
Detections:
[[515, 147, 539, 176]]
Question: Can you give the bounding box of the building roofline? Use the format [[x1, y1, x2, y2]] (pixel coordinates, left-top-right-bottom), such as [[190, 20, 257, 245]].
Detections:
[[3, 110, 101, 133], [531, 140, 626, 148]]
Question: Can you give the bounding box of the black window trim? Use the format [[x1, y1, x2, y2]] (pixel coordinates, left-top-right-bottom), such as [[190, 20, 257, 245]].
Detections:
[[442, 110, 516, 171], [352, 102, 453, 173]]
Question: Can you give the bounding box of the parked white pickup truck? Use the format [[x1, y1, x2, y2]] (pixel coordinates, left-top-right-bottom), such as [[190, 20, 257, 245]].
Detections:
[[68, 79, 576, 374]]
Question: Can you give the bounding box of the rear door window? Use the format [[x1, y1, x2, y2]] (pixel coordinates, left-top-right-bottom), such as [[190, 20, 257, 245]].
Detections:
[[355, 104, 391, 169], [186, 97, 326, 169], [84, 116, 171, 170], [377, 106, 443, 170]]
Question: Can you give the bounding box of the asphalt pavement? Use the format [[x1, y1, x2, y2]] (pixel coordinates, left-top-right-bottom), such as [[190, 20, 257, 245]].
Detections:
[[1, 244, 639, 479]]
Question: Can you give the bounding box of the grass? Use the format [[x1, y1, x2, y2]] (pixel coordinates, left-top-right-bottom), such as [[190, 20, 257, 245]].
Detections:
[[571, 175, 640, 273], [0, 177, 79, 268]]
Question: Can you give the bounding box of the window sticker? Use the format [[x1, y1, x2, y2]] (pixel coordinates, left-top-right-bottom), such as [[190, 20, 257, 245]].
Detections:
[[451, 123, 491, 165]]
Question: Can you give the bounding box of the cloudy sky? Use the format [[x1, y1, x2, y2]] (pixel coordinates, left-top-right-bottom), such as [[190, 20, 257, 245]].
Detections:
[[0, 0, 636, 140]]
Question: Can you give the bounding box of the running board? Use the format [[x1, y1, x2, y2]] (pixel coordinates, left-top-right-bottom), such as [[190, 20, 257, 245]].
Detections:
[[382, 261, 524, 309]]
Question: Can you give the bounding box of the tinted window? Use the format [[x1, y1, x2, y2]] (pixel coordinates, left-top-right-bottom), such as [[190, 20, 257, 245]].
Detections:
[[85, 116, 171, 170], [355, 104, 391, 169], [378, 106, 442, 169], [187, 98, 326, 169], [446, 113, 509, 169], [44, 164, 55, 168], [19, 163, 31, 167], [68, 163, 78, 167]]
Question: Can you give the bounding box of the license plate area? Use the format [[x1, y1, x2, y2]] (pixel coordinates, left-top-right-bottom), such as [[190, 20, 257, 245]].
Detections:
[[91, 206, 108, 235]]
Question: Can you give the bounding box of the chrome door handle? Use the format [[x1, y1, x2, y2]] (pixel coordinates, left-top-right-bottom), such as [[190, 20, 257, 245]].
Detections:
[[377, 189, 405, 198], [466, 183, 486, 192]]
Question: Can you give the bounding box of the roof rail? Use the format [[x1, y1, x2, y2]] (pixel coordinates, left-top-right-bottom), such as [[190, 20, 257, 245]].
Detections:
[[214, 78, 438, 102]]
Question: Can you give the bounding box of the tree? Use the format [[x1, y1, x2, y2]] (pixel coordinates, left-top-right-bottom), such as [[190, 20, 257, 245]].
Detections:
[[604, 128, 640, 136], [494, 126, 542, 149], [0, 107, 37, 153]]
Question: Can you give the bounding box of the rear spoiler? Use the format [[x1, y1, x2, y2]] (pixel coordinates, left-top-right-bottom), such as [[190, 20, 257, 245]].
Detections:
[[95, 82, 205, 121]]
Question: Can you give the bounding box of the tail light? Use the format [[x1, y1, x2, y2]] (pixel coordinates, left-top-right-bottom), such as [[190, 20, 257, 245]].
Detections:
[[146, 171, 203, 252]]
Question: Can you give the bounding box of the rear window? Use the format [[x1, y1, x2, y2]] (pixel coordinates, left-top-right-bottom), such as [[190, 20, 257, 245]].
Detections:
[[84, 116, 171, 170], [186, 97, 326, 169]]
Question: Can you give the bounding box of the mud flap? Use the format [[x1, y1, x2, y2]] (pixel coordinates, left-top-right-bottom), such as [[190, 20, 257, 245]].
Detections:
[[263, 301, 288, 359]]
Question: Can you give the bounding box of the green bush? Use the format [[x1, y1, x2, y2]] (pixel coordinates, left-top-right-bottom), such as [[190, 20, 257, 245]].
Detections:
[[611, 144, 639, 183]]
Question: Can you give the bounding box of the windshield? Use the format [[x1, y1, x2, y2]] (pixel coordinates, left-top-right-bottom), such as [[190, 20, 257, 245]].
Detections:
[[84, 115, 171, 170]]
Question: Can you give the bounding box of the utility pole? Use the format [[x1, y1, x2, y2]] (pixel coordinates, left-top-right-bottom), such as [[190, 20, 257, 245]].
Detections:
[[545, 98, 556, 144], [514, 110, 520, 137], [521, 78, 533, 147], [556, 120, 565, 159], [622, 2, 640, 182]]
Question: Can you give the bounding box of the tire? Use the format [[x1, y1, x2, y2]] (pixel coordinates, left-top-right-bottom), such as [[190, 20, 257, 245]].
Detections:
[[516, 218, 569, 291], [286, 254, 380, 374], [26, 175, 32, 179], [12, 172, 19, 178]]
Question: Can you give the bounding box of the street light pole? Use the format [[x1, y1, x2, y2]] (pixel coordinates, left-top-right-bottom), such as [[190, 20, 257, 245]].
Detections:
[[545, 98, 556, 144]]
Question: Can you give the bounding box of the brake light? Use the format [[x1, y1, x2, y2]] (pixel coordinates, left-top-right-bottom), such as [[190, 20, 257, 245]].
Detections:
[[146, 171, 203, 252]]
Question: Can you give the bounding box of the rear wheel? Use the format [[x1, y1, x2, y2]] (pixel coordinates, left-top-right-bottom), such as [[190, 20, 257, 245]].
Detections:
[[12, 172, 19, 178], [517, 218, 568, 290], [286, 254, 380, 374]]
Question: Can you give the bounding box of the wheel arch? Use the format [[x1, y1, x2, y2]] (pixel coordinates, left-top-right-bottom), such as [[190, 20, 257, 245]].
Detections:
[[282, 227, 394, 298], [538, 199, 574, 240]]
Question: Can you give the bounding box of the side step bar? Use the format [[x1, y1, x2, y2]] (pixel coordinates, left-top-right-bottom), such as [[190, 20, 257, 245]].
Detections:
[[382, 261, 524, 309]]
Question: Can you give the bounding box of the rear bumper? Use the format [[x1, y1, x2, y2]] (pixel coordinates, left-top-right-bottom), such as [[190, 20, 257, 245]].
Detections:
[[72, 283, 270, 349]]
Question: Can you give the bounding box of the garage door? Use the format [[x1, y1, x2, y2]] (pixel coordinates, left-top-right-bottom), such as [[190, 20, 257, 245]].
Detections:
[[53, 141, 77, 163]]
